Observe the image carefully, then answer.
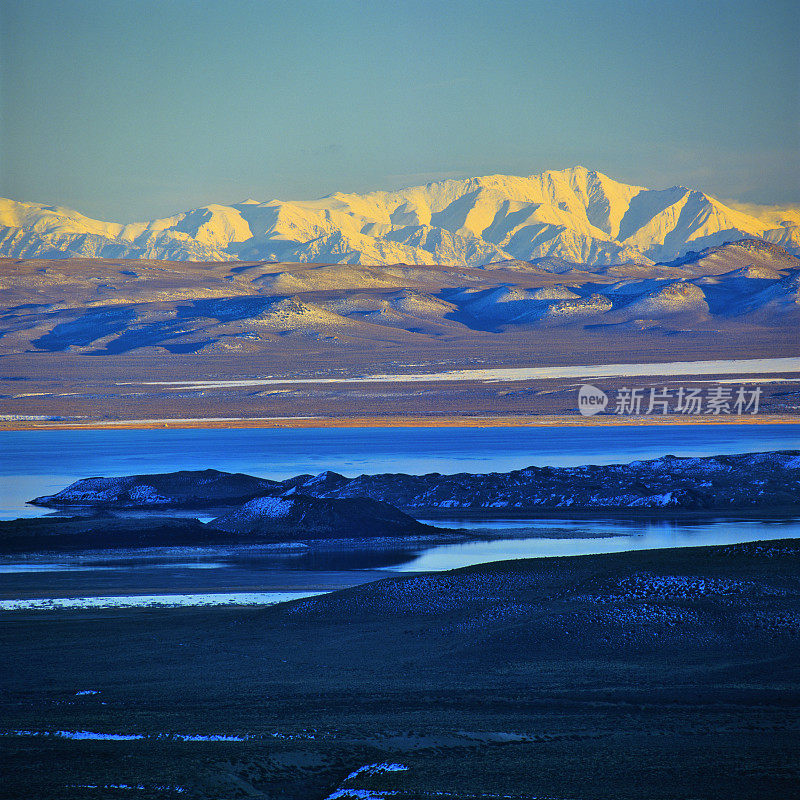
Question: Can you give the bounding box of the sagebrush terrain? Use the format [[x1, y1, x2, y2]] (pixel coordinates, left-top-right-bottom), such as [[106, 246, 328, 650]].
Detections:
[[2, 238, 799, 424], [2, 540, 799, 799]]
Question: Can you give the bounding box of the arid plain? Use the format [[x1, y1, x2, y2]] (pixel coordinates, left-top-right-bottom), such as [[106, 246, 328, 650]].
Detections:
[[2, 239, 799, 427]]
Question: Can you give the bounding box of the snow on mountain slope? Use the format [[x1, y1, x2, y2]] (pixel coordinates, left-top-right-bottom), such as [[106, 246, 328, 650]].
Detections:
[[619, 282, 710, 319], [1, 242, 797, 355], [665, 238, 800, 274], [722, 200, 800, 257], [0, 168, 796, 266]]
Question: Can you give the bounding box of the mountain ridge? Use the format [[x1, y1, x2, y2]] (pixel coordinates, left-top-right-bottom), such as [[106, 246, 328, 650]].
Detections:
[[2, 167, 798, 267], [26, 451, 800, 514], [1, 239, 797, 359]]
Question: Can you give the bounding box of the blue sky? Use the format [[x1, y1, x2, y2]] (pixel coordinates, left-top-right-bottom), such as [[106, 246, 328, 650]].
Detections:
[[1, 0, 798, 221]]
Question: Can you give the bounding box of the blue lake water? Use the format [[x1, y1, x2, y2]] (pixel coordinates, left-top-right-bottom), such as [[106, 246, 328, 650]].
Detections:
[[3, 515, 800, 605], [1, 424, 799, 605], [2, 423, 799, 519], [405, 516, 800, 571]]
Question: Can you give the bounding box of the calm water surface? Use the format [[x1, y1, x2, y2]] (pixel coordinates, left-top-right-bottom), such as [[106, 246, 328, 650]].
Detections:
[[3, 516, 800, 602], [405, 516, 800, 571]]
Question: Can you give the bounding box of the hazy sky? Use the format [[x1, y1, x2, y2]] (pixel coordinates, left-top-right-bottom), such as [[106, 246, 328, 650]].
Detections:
[[2, 0, 798, 221]]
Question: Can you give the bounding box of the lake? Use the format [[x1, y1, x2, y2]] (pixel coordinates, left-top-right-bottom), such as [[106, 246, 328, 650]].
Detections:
[[1, 423, 799, 608], [3, 514, 800, 608], [2, 423, 799, 519]]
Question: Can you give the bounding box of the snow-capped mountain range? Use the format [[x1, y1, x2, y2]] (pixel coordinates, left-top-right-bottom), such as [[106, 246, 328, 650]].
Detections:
[[1, 166, 798, 267]]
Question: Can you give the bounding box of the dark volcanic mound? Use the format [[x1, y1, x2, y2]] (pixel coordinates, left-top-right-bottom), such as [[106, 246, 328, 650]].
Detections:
[[30, 468, 278, 510], [289, 450, 800, 512], [210, 494, 438, 539], [28, 450, 800, 516], [0, 497, 446, 552]]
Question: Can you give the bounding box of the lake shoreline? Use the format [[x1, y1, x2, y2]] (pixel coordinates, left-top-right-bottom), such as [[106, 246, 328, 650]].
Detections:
[[3, 412, 800, 431]]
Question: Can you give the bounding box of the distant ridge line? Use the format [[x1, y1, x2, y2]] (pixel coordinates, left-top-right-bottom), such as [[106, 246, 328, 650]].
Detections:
[[1, 167, 798, 266]]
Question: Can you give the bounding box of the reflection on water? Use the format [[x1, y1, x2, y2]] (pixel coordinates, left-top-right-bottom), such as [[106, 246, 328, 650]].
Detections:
[[394, 516, 800, 571], [0, 545, 421, 601], [416, 516, 634, 533], [3, 516, 800, 602], [0, 561, 227, 573]]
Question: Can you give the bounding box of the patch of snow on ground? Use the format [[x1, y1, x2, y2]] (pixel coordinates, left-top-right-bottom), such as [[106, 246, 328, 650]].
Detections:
[[344, 763, 409, 781], [324, 762, 409, 799], [126, 485, 170, 505], [26, 731, 146, 741], [131, 356, 800, 389], [0, 590, 326, 611], [68, 785, 186, 793], [5, 729, 317, 742], [239, 495, 294, 518]]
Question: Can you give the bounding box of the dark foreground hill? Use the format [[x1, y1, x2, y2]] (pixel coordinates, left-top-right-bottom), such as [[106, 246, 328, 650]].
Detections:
[[0, 516, 228, 553], [32, 450, 800, 513], [1, 539, 799, 799]]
